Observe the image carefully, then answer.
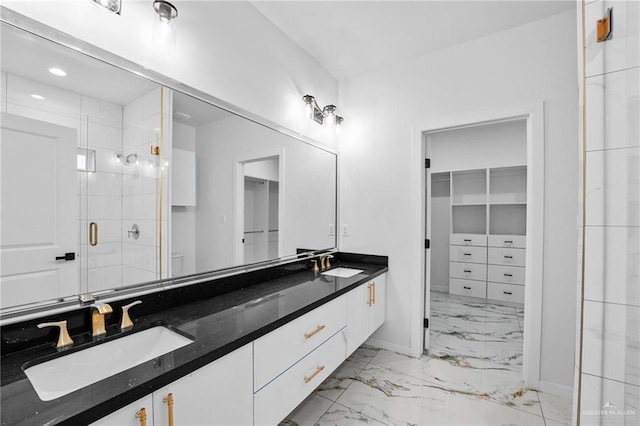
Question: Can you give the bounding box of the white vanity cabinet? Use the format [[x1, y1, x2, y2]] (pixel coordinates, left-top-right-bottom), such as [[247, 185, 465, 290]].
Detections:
[[152, 343, 253, 426], [90, 395, 153, 426], [347, 274, 386, 356], [90, 273, 387, 426], [253, 295, 348, 426]]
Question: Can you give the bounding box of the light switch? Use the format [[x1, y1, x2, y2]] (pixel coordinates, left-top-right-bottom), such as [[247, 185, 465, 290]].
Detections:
[[342, 224, 349, 237], [329, 224, 335, 236]]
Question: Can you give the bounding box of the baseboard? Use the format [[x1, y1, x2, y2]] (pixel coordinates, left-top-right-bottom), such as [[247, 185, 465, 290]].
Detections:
[[538, 380, 574, 399], [365, 337, 413, 357], [431, 285, 448, 294]]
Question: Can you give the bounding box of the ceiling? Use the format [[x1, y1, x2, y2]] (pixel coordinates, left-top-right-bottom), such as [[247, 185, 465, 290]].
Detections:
[[251, 0, 575, 80]]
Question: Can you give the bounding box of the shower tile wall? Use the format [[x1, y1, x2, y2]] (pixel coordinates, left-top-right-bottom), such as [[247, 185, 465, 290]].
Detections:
[[2, 73, 124, 294], [580, 1, 640, 424], [122, 87, 170, 285]]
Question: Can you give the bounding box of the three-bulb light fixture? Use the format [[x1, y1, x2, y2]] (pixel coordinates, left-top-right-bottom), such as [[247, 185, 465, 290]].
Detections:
[[91, 0, 178, 46], [302, 95, 344, 127]]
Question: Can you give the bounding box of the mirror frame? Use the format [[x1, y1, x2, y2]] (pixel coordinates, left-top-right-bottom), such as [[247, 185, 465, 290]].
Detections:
[[0, 7, 339, 323]]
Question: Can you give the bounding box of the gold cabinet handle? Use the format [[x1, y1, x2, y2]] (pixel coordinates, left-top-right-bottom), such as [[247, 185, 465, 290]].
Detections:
[[367, 284, 373, 306], [304, 365, 325, 383], [89, 222, 98, 246], [304, 324, 326, 339], [372, 282, 376, 304], [135, 408, 147, 426], [163, 393, 174, 426]]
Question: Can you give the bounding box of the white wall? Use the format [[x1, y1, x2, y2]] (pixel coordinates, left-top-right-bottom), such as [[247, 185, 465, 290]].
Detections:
[[2, 1, 338, 149], [429, 120, 527, 172], [171, 121, 197, 276], [339, 10, 579, 389], [195, 114, 336, 271]]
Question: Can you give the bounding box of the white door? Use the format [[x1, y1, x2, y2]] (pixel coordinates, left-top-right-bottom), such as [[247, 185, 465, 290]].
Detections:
[[0, 112, 78, 308]]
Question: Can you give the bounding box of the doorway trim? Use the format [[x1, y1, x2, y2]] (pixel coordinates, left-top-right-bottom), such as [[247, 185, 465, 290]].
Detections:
[[233, 150, 285, 266], [412, 102, 544, 388]]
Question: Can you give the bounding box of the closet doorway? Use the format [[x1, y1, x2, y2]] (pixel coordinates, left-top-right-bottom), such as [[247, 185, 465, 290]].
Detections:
[[419, 105, 544, 388]]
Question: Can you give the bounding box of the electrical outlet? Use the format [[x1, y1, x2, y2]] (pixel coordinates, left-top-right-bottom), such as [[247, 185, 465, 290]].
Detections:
[[219, 214, 226, 224], [329, 224, 335, 236], [342, 224, 349, 237]]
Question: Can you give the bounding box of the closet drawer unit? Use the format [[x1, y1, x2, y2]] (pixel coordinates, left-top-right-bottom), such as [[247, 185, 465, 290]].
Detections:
[[450, 233, 487, 247], [487, 282, 525, 304], [487, 247, 525, 266], [488, 235, 526, 249], [449, 245, 487, 264], [254, 295, 347, 391], [450, 262, 487, 282], [487, 265, 525, 285], [449, 278, 487, 298], [254, 329, 347, 426]]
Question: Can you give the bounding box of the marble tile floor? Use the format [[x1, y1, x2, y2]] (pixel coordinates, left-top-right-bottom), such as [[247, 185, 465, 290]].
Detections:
[[279, 292, 572, 426]]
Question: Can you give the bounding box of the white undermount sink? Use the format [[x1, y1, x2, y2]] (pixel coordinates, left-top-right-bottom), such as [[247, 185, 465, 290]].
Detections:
[[24, 326, 193, 401], [321, 267, 364, 278]]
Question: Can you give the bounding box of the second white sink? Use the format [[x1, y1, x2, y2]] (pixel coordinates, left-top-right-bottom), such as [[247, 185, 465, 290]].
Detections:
[[321, 267, 364, 278], [24, 326, 193, 401]]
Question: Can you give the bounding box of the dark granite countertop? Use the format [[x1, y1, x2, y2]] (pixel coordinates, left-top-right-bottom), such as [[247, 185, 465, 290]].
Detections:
[[0, 253, 387, 425]]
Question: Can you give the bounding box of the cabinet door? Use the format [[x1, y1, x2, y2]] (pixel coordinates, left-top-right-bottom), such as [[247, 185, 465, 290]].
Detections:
[[152, 344, 253, 426], [347, 283, 370, 356], [90, 395, 153, 426], [369, 275, 386, 333]]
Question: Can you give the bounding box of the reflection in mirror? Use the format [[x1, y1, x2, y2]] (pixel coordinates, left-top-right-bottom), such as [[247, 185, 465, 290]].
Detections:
[[0, 21, 337, 314]]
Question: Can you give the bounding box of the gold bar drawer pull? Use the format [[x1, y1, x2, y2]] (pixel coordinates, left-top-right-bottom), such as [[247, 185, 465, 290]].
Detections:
[[304, 365, 325, 383], [135, 408, 147, 426], [304, 324, 326, 339], [163, 393, 174, 426]]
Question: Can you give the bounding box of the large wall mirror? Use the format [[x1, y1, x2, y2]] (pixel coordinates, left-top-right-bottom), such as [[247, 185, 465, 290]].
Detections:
[[0, 19, 337, 314]]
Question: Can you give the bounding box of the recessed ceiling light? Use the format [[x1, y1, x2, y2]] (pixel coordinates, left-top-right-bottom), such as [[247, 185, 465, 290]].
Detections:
[[31, 94, 45, 100], [48, 67, 67, 77]]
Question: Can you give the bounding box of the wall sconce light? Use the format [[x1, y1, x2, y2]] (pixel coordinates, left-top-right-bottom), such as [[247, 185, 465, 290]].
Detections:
[[302, 95, 344, 127], [91, 0, 122, 14], [152, 0, 178, 46]]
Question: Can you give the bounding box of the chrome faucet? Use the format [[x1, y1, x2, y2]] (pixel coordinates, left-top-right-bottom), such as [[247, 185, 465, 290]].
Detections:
[[90, 303, 112, 337]]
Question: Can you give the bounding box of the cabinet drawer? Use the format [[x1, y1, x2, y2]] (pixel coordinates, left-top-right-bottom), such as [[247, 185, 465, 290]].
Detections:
[[487, 282, 525, 304], [450, 245, 487, 264], [450, 233, 487, 247], [488, 234, 526, 248], [449, 278, 487, 298], [450, 262, 487, 282], [487, 247, 526, 266], [254, 295, 347, 391], [487, 265, 525, 285], [254, 329, 347, 426]]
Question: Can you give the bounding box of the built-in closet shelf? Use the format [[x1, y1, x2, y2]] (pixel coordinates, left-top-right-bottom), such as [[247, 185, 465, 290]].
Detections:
[[448, 165, 527, 305]]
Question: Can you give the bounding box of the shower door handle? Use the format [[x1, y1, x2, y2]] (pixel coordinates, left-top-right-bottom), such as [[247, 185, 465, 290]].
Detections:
[[89, 222, 98, 246]]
